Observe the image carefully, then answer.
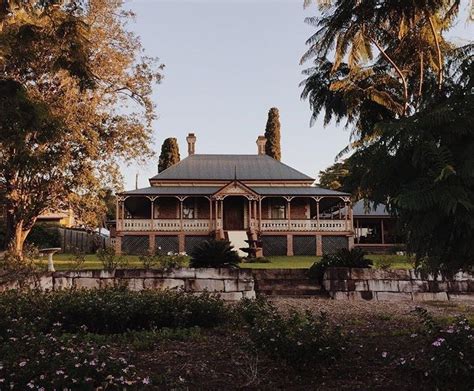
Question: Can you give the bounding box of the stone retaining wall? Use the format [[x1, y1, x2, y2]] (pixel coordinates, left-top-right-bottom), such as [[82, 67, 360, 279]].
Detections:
[[0, 268, 255, 301], [323, 268, 474, 301]]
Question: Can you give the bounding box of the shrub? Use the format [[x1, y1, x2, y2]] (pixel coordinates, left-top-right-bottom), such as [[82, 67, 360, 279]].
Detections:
[[235, 298, 344, 368], [309, 248, 372, 282], [189, 239, 240, 268], [403, 308, 474, 389], [0, 245, 41, 286], [138, 251, 187, 270], [0, 288, 228, 335], [96, 247, 127, 271]]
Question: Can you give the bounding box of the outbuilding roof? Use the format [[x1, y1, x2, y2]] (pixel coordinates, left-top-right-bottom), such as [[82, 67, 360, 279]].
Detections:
[[150, 154, 314, 181]]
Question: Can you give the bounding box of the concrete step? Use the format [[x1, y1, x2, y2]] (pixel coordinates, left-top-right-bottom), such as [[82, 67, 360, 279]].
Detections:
[[227, 230, 248, 257]]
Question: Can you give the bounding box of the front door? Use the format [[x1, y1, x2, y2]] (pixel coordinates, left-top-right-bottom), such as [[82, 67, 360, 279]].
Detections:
[[223, 197, 245, 230]]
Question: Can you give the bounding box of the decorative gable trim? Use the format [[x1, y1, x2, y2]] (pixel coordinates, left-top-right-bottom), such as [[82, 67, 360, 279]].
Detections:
[[212, 181, 260, 200]]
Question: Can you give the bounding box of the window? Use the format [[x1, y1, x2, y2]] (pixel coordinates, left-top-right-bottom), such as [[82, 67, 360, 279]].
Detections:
[[270, 199, 286, 219], [183, 199, 195, 219]]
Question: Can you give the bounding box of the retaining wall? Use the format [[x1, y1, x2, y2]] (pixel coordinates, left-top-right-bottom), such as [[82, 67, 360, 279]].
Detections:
[[0, 268, 255, 301], [323, 268, 474, 301]]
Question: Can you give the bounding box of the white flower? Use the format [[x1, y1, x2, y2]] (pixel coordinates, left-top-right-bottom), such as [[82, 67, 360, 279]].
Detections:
[[19, 361, 27, 367], [142, 377, 151, 385], [381, 352, 388, 358]]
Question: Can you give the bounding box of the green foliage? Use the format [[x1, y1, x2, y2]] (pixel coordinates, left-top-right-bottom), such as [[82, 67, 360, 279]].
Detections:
[[235, 298, 343, 368], [264, 107, 281, 161], [189, 239, 241, 268], [309, 248, 372, 282], [138, 251, 187, 270], [25, 223, 61, 248], [0, 0, 163, 255], [96, 247, 127, 271], [158, 137, 181, 173], [402, 308, 474, 390], [318, 160, 351, 191], [347, 93, 474, 271], [300, 0, 473, 271], [0, 288, 228, 335]]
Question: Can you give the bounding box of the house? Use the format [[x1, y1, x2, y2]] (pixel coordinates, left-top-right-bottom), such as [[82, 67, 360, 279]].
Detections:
[[352, 200, 403, 253], [115, 133, 354, 256]]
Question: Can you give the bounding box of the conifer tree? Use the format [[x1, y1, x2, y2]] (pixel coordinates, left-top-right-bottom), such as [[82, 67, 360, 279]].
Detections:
[[264, 107, 281, 161], [158, 138, 180, 172]]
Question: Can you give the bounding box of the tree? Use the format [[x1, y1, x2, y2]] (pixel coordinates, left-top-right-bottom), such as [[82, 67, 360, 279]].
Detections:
[[264, 107, 281, 161], [158, 138, 180, 173], [300, 1, 474, 270], [0, 0, 163, 256], [318, 161, 350, 191]]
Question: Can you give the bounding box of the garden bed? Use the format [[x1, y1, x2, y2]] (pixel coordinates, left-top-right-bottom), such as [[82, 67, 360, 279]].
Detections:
[[0, 289, 472, 389]]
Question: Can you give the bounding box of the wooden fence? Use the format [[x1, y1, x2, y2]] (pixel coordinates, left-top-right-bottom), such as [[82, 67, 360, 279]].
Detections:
[[58, 228, 107, 253]]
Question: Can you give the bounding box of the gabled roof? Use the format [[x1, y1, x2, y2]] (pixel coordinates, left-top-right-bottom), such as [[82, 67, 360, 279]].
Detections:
[[150, 154, 314, 182]]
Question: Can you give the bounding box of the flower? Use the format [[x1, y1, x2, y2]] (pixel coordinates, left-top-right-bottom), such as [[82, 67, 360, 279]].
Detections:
[[432, 338, 445, 347], [381, 352, 388, 358], [142, 377, 151, 385], [19, 361, 27, 367]]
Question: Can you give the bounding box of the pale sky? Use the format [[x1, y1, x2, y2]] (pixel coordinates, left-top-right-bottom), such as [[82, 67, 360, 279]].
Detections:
[[121, 0, 474, 190]]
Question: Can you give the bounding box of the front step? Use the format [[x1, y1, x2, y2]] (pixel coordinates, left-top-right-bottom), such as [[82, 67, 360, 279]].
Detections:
[[226, 230, 249, 257]]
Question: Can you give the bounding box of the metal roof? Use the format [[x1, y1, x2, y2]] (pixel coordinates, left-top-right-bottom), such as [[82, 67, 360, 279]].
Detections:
[[251, 187, 349, 197], [352, 200, 390, 217], [122, 186, 220, 196], [122, 185, 349, 197], [150, 154, 314, 181]]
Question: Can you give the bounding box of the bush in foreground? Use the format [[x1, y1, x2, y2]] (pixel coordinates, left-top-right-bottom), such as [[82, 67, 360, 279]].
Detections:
[[235, 298, 344, 368], [0, 288, 228, 335], [309, 248, 372, 282], [402, 308, 474, 390]]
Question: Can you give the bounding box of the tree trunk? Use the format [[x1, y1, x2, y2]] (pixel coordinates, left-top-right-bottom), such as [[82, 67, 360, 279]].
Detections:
[[5, 214, 32, 259]]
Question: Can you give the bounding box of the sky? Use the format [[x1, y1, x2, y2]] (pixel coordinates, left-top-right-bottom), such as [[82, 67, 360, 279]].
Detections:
[[121, 0, 474, 190]]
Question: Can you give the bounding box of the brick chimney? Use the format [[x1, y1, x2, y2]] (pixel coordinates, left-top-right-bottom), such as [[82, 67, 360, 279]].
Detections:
[[186, 133, 196, 156], [256, 135, 267, 155]]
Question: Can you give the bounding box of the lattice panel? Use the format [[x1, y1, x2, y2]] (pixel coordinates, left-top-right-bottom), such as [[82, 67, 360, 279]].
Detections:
[[122, 235, 149, 255], [155, 236, 179, 255], [261, 235, 287, 256], [322, 236, 348, 255], [294, 236, 316, 256], [185, 236, 210, 254]]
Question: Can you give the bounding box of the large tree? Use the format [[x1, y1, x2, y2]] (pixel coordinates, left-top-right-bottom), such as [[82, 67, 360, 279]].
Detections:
[[158, 138, 180, 173], [264, 107, 282, 161], [300, 1, 473, 270], [0, 0, 163, 256]]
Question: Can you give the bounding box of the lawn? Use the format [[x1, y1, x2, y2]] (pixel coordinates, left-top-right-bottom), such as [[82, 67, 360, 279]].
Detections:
[[41, 253, 414, 270]]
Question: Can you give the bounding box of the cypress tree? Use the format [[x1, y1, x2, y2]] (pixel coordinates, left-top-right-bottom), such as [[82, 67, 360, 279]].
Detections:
[[158, 138, 180, 172], [264, 107, 281, 161]]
